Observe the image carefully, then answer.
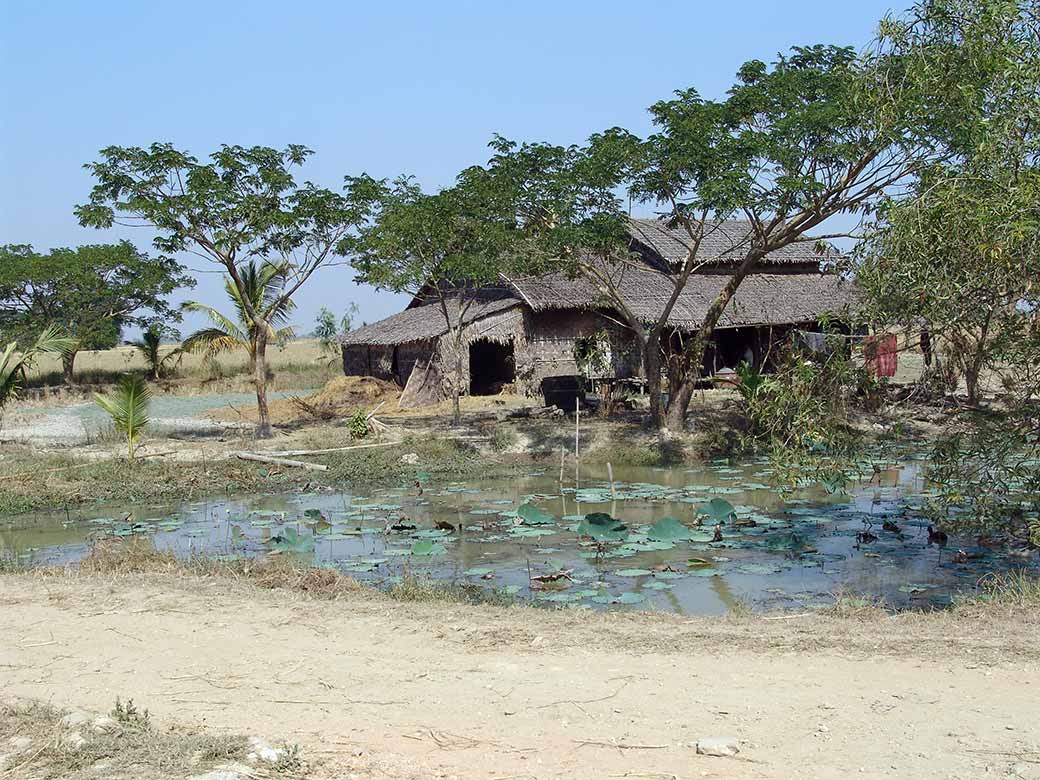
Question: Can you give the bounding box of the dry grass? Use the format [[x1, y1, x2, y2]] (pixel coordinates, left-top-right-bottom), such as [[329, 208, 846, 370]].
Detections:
[[23, 338, 336, 394], [80, 538, 364, 600], [0, 698, 251, 780]]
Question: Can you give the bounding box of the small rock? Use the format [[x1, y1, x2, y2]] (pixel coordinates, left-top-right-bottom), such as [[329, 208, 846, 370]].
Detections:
[[399, 452, 419, 465], [246, 736, 282, 764], [7, 736, 32, 752], [91, 715, 118, 734], [695, 736, 740, 757], [60, 711, 90, 728], [64, 731, 87, 750]]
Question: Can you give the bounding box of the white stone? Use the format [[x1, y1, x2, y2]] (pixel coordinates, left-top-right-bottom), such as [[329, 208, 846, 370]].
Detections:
[[188, 763, 255, 780], [246, 736, 282, 764], [60, 710, 90, 728], [695, 736, 740, 757], [7, 736, 31, 752], [399, 452, 419, 465], [91, 715, 119, 734], [64, 731, 87, 750]]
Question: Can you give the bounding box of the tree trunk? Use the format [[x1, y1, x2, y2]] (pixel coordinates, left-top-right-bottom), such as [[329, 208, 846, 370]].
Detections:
[[452, 336, 463, 427], [665, 370, 699, 430], [254, 331, 272, 438], [62, 350, 78, 385], [644, 333, 664, 428]]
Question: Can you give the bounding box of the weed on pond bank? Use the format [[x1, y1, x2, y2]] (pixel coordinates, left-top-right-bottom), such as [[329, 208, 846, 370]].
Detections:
[[0, 436, 512, 514], [0, 698, 256, 780]]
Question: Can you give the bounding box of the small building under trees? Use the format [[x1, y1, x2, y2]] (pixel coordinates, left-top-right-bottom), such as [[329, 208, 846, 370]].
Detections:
[[340, 219, 856, 406]]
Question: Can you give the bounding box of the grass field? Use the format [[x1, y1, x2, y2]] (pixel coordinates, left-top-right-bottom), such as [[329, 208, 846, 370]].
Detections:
[[25, 338, 337, 391]]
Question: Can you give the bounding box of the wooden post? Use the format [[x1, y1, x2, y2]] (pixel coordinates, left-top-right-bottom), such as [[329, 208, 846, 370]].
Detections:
[[559, 447, 565, 485], [607, 461, 615, 500], [574, 397, 580, 489]]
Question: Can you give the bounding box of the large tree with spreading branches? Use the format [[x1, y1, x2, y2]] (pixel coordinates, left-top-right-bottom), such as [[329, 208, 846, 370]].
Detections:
[[477, 0, 1024, 431], [76, 144, 363, 437]]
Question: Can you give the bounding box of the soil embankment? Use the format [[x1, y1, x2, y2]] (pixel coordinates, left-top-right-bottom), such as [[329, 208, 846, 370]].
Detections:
[[1, 573, 1037, 780]]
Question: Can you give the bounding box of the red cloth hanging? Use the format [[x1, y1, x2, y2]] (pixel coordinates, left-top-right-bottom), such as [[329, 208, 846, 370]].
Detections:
[[864, 333, 898, 378]]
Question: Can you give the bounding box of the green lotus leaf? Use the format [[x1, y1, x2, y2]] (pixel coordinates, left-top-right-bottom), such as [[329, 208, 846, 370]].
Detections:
[[647, 516, 693, 541]]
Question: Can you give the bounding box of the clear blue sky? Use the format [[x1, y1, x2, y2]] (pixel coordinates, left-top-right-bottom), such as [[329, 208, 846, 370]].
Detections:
[[1, 0, 900, 337]]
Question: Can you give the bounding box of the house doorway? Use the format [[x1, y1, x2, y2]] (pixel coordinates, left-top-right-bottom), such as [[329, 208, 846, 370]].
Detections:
[[469, 339, 515, 395]]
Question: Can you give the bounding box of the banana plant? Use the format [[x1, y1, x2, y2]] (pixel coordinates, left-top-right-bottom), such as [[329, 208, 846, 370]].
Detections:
[[0, 325, 77, 411], [94, 374, 151, 461]]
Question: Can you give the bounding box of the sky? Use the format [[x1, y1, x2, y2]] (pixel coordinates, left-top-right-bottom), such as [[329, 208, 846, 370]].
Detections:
[[1, 0, 901, 338]]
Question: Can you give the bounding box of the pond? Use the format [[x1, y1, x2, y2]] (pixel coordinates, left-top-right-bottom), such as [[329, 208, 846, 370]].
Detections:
[[2, 457, 1036, 614]]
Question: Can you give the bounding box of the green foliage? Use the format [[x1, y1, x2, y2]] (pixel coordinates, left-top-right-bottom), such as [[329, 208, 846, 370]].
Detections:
[[269, 526, 314, 553], [314, 303, 360, 355], [128, 325, 181, 380], [94, 374, 151, 461], [697, 498, 737, 524], [460, 0, 1031, 429], [517, 503, 555, 525], [647, 516, 693, 542], [0, 325, 76, 411], [77, 143, 363, 437], [347, 408, 369, 439], [577, 512, 629, 543], [0, 242, 192, 378], [573, 329, 611, 383], [111, 697, 150, 727], [182, 259, 296, 366], [343, 171, 539, 424], [739, 343, 867, 491]]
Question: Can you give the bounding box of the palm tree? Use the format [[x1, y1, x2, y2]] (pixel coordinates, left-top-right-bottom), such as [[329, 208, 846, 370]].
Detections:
[[0, 325, 76, 411], [128, 326, 181, 380], [181, 260, 296, 372], [94, 374, 150, 461]]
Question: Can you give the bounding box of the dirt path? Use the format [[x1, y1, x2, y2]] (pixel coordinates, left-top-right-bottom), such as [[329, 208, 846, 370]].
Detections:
[[1, 574, 1037, 780]]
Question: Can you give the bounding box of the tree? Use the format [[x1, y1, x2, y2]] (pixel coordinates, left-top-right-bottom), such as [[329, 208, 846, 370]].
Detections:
[[181, 259, 296, 373], [127, 325, 182, 381], [344, 174, 530, 426], [855, 165, 1040, 404], [76, 144, 362, 437], [0, 325, 76, 415], [314, 302, 360, 355], [851, 0, 1040, 541], [0, 242, 193, 383], [94, 374, 151, 461], [479, 0, 1020, 430]]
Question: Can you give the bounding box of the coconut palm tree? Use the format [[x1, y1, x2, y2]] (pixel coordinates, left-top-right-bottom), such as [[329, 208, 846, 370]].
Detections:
[[0, 325, 76, 411], [181, 260, 296, 372], [94, 374, 150, 461], [127, 325, 182, 380]]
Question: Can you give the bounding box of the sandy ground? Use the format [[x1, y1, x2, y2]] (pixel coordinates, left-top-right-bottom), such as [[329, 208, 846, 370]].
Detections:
[[1, 573, 1037, 780]]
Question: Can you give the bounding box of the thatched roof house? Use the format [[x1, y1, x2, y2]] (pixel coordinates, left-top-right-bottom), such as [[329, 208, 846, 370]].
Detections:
[[340, 218, 855, 404]]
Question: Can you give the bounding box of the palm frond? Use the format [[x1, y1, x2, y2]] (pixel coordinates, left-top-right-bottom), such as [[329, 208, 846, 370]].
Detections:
[[181, 328, 248, 357], [0, 326, 77, 409], [182, 302, 249, 344], [94, 374, 151, 460]]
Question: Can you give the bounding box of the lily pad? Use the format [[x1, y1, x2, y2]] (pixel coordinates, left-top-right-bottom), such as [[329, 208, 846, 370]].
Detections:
[[577, 512, 629, 543], [517, 503, 556, 525], [409, 540, 447, 556], [647, 516, 693, 542]]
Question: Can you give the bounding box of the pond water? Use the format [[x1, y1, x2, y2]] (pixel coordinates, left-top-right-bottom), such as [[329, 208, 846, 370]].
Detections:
[[2, 457, 1036, 614]]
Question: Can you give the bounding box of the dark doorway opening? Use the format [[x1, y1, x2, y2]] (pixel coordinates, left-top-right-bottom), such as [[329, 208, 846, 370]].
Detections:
[[469, 339, 515, 395]]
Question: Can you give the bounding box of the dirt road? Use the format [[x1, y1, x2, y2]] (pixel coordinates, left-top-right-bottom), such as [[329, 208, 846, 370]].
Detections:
[[1, 573, 1037, 780]]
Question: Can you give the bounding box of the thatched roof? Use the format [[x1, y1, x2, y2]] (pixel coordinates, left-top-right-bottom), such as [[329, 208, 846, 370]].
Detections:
[[506, 269, 854, 329], [341, 219, 853, 347], [340, 296, 521, 346], [628, 218, 838, 267]]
